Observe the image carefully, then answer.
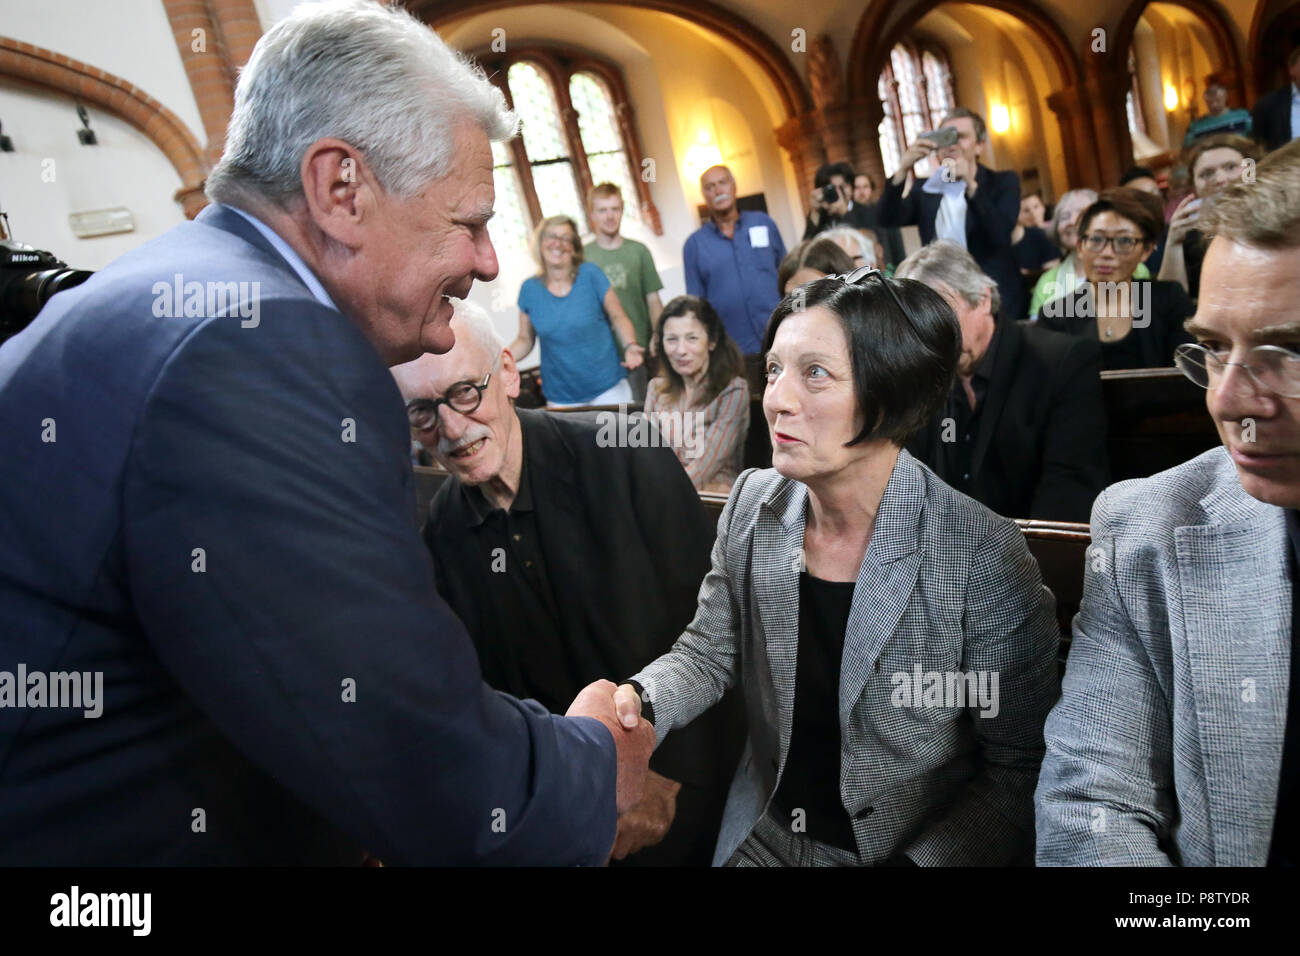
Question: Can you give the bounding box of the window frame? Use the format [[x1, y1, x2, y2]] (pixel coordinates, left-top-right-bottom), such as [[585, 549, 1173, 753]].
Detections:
[[877, 40, 956, 178], [476, 46, 663, 237]]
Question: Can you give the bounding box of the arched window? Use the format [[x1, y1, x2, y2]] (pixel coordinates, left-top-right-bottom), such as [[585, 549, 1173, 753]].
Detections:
[[877, 42, 957, 178], [477, 48, 661, 255]]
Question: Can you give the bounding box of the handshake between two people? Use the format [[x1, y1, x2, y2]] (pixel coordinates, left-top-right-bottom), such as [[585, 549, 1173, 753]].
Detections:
[[566, 679, 679, 862]]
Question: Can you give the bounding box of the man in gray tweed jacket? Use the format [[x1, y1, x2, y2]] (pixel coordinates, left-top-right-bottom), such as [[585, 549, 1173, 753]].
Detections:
[[1035, 140, 1300, 866]]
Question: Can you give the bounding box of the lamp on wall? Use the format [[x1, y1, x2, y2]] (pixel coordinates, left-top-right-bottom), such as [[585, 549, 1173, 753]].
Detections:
[[1163, 84, 1180, 111], [990, 103, 1012, 134], [75, 103, 97, 146], [683, 128, 724, 184]]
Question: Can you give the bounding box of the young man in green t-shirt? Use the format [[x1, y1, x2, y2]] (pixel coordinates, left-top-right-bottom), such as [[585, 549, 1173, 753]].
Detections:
[[583, 182, 664, 402]]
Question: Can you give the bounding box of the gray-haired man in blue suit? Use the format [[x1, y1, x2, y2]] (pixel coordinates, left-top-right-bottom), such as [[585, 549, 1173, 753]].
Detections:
[[1036, 140, 1300, 866], [0, 0, 652, 865]]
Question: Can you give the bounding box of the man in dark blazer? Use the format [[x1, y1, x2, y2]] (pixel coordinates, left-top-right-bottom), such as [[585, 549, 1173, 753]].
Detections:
[[396, 304, 744, 865], [898, 241, 1108, 522], [878, 107, 1026, 324], [0, 0, 650, 866], [1251, 46, 1300, 153]]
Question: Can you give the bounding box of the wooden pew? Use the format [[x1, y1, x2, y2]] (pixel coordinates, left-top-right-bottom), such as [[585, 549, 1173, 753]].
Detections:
[[1100, 367, 1218, 480]]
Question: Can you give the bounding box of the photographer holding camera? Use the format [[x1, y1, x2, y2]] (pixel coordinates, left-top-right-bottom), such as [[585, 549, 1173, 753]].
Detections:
[[878, 107, 1025, 321], [802, 162, 864, 239]]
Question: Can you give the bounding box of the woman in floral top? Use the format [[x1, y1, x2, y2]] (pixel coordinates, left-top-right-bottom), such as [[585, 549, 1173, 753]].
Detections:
[[644, 296, 750, 492]]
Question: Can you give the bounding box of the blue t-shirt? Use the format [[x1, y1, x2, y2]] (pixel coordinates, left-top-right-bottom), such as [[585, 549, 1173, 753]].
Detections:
[[683, 210, 787, 355], [518, 262, 625, 405]]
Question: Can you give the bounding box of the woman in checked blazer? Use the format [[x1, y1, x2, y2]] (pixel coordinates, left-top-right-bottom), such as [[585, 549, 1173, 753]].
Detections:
[[618, 271, 1061, 866]]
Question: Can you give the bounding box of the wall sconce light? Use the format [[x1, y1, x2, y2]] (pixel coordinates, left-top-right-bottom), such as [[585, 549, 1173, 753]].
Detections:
[[990, 104, 1011, 134], [76, 103, 97, 146], [684, 128, 724, 184], [0, 120, 13, 152], [1163, 84, 1179, 111]]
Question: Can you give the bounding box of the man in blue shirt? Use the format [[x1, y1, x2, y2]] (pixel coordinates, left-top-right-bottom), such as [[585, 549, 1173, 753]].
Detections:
[[683, 165, 787, 356]]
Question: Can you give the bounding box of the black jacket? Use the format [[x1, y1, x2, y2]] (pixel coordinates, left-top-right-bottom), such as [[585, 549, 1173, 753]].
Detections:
[[1036, 279, 1195, 370], [424, 408, 743, 794], [878, 163, 1025, 321], [1252, 84, 1296, 153], [906, 319, 1108, 522]]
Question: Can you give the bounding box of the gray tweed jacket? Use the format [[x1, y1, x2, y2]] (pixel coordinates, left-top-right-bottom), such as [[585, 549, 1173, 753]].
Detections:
[[631, 449, 1060, 865], [1035, 446, 1289, 865]]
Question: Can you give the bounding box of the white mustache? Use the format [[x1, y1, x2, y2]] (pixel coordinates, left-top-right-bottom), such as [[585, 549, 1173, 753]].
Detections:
[[438, 425, 492, 457]]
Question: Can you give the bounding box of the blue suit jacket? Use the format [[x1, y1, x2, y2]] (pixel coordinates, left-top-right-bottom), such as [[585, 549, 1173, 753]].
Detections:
[[0, 204, 616, 865]]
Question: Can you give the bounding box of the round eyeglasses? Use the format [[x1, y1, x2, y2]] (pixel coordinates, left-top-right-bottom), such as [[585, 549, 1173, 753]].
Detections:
[[1174, 342, 1300, 399], [406, 370, 492, 431]]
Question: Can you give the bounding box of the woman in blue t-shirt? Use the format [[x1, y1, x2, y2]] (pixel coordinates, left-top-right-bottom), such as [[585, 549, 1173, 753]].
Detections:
[[510, 215, 644, 407]]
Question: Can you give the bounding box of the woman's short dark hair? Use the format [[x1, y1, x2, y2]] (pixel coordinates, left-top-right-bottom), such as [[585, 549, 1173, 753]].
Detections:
[[761, 275, 961, 447], [778, 238, 855, 293], [652, 295, 746, 407], [1077, 187, 1165, 244]]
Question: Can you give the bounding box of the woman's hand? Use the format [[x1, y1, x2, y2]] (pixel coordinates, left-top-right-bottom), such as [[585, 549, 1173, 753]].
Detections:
[[622, 343, 645, 370], [1166, 194, 1202, 246]]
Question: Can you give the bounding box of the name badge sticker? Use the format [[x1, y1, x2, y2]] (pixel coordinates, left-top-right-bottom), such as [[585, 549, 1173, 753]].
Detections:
[[748, 225, 770, 248]]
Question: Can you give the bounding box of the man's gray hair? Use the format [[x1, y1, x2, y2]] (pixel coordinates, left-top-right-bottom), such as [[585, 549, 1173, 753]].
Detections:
[[451, 299, 506, 361], [821, 226, 878, 268], [207, 0, 517, 207], [895, 239, 1001, 315], [1047, 188, 1098, 247]]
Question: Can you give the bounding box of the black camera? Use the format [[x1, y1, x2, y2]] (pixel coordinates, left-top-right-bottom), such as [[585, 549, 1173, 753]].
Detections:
[[1, 240, 93, 342], [820, 184, 841, 204]]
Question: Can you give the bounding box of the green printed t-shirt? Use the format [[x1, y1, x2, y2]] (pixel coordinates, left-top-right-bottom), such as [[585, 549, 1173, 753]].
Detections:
[[583, 238, 664, 349]]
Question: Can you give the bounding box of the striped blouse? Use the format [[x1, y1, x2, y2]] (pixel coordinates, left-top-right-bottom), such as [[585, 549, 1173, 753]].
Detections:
[[643, 375, 750, 492]]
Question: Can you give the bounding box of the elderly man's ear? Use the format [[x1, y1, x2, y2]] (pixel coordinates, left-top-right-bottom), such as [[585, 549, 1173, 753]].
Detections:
[[299, 138, 378, 248], [499, 348, 522, 401]]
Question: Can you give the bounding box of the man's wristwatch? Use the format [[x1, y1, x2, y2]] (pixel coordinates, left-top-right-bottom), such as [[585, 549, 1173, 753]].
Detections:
[[622, 679, 655, 726]]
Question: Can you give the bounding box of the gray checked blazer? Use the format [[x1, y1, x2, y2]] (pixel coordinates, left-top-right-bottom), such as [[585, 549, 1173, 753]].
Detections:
[[1036, 446, 1289, 866], [630, 449, 1061, 865]]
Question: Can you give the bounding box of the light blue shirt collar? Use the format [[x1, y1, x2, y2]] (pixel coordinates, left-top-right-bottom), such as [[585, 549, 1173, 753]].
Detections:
[[221, 203, 339, 312]]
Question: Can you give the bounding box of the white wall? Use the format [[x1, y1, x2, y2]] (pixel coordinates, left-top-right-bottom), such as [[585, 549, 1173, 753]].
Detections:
[[0, 0, 204, 146], [0, 83, 187, 269]]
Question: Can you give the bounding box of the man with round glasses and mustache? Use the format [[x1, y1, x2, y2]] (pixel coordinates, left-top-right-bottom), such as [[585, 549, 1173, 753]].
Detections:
[[1036, 140, 1300, 866], [392, 301, 743, 866]]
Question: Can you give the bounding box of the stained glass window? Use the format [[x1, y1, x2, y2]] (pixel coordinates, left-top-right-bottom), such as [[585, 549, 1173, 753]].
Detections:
[[878, 70, 902, 177], [488, 139, 530, 255], [878, 43, 956, 180], [922, 50, 953, 126], [507, 61, 585, 226], [569, 72, 640, 223]]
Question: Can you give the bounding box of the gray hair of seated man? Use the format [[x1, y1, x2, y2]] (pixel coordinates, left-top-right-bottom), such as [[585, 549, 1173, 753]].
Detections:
[[207, 0, 516, 208], [895, 239, 1001, 317], [448, 300, 507, 364], [821, 226, 878, 269]]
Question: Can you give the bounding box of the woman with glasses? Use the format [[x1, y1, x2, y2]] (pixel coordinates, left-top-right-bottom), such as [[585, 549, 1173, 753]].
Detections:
[[509, 215, 644, 408], [615, 269, 1061, 866], [1037, 189, 1195, 370], [645, 296, 750, 493]]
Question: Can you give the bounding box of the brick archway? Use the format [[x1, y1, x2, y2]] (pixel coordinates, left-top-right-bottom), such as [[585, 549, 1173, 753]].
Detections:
[[414, 0, 813, 120], [0, 37, 210, 216], [1113, 0, 1246, 106]]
